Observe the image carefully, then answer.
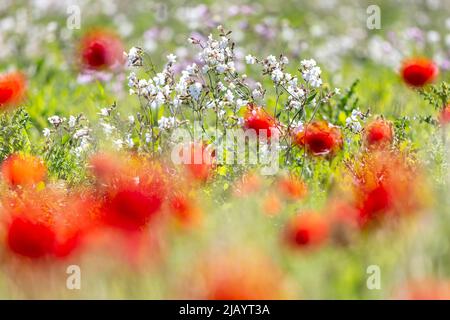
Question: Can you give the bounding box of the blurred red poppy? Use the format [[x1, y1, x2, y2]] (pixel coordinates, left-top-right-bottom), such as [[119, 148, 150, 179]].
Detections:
[[3, 188, 98, 260], [285, 211, 329, 249], [401, 58, 438, 87], [7, 216, 56, 259], [102, 185, 163, 231], [0, 71, 26, 109], [243, 104, 277, 138], [169, 194, 202, 227], [364, 118, 394, 148], [348, 150, 425, 228], [277, 175, 307, 200], [1, 154, 46, 187], [294, 120, 343, 156], [79, 29, 124, 70]]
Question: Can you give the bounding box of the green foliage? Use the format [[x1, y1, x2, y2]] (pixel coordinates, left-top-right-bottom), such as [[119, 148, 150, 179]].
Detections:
[[0, 108, 32, 160], [419, 81, 450, 111]]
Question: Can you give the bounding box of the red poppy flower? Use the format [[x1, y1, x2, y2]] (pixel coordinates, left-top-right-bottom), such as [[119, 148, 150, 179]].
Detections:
[[294, 120, 343, 156], [358, 184, 392, 227], [285, 212, 329, 249], [102, 186, 163, 231], [1, 154, 46, 187], [348, 150, 425, 228], [7, 216, 56, 259], [277, 175, 307, 200], [439, 104, 450, 125], [3, 188, 98, 260], [401, 58, 438, 87], [79, 29, 124, 70], [0, 71, 26, 109], [243, 104, 277, 138], [364, 118, 394, 148]]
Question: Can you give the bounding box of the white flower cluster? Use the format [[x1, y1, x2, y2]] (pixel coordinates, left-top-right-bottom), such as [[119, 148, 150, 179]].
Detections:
[[128, 53, 210, 109], [198, 30, 235, 74], [300, 59, 322, 88], [44, 114, 92, 158], [124, 47, 143, 67], [256, 55, 314, 110], [73, 134, 91, 158], [121, 29, 335, 156], [245, 54, 256, 65], [158, 116, 177, 130], [251, 82, 265, 100], [48, 115, 65, 127], [128, 67, 172, 109], [188, 82, 203, 100], [345, 109, 365, 133], [260, 54, 289, 85]]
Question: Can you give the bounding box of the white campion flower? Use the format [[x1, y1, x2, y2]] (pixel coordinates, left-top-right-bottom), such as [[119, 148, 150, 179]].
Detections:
[[73, 137, 90, 157], [166, 53, 177, 64], [145, 132, 152, 143], [271, 69, 284, 84], [224, 90, 234, 103], [68, 115, 76, 128], [245, 54, 256, 64], [186, 63, 198, 75], [158, 116, 176, 130], [266, 55, 277, 66], [215, 64, 227, 73], [301, 58, 323, 88], [73, 128, 89, 139], [345, 109, 364, 133], [153, 73, 166, 86], [99, 108, 110, 117], [100, 122, 115, 135], [125, 134, 134, 148], [48, 115, 64, 126], [128, 72, 138, 88], [252, 88, 263, 99], [173, 97, 182, 108], [236, 99, 248, 108], [300, 59, 317, 69], [150, 91, 166, 109], [189, 82, 203, 100], [217, 81, 226, 92], [289, 100, 302, 110], [125, 47, 143, 67], [201, 65, 210, 74], [42, 128, 51, 137]]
